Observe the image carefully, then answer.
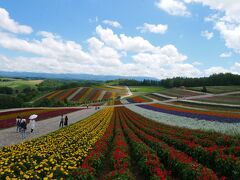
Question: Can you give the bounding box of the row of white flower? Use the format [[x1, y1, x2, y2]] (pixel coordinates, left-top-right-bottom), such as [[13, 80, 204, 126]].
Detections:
[[126, 104, 240, 136]]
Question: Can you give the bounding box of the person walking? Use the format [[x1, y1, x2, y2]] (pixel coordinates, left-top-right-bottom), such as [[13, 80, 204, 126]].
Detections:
[[29, 118, 36, 133], [59, 115, 64, 128], [16, 116, 21, 132], [20, 119, 27, 139], [64, 115, 68, 126]]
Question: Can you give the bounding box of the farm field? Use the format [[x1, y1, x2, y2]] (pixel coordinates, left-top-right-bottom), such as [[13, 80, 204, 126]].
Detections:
[[129, 86, 165, 95], [43, 86, 126, 103], [188, 86, 240, 94], [196, 94, 240, 105], [170, 101, 240, 112], [0, 78, 43, 91], [158, 88, 203, 97], [1, 107, 239, 179]]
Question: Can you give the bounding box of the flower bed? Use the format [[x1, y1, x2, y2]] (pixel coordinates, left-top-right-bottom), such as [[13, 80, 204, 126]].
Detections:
[[138, 103, 240, 123], [71, 88, 88, 101], [0, 108, 83, 129], [127, 96, 152, 103], [125, 109, 240, 178], [103, 110, 133, 179], [121, 107, 220, 179], [0, 108, 113, 179], [127, 104, 240, 135], [58, 88, 78, 101]]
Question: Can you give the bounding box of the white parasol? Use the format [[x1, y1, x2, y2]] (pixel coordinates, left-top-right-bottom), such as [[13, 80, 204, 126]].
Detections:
[[29, 114, 38, 120]]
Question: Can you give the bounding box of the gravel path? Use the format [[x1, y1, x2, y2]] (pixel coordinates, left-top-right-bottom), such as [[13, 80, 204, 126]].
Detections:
[[0, 107, 100, 148]]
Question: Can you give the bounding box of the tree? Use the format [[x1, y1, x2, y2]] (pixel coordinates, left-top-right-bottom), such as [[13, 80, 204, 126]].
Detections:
[[202, 86, 207, 93]]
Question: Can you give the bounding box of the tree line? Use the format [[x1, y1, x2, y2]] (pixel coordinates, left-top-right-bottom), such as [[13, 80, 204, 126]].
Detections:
[[116, 73, 240, 88]]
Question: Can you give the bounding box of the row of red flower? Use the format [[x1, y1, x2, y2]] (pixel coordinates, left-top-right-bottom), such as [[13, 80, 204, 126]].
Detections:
[[0, 108, 82, 129], [104, 108, 133, 179], [127, 96, 152, 103], [124, 107, 240, 179], [121, 107, 219, 179], [71, 110, 116, 179], [64, 106, 240, 179]]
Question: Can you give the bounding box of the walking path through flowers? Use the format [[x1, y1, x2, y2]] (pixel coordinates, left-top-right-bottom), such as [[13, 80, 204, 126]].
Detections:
[[0, 107, 100, 148]]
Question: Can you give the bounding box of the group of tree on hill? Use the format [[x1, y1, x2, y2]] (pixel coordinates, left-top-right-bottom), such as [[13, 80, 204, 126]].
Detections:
[[116, 73, 240, 88]]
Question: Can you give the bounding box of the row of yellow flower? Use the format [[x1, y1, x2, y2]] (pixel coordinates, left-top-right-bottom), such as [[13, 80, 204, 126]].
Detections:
[[0, 107, 114, 179]]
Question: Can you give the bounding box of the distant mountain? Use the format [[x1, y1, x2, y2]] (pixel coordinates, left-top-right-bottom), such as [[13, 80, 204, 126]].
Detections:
[[0, 71, 158, 81]]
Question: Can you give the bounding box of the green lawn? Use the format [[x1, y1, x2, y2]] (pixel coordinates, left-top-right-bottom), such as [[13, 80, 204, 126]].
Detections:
[[0, 78, 43, 91], [159, 88, 203, 97], [188, 86, 240, 94], [129, 86, 165, 95]]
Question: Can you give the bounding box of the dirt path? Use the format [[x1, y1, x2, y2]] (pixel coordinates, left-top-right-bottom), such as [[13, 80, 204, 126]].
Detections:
[[0, 107, 100, 148]]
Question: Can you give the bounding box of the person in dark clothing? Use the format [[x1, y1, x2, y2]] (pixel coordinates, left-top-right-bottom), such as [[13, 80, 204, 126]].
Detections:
[[59, 115, 64, 128], [20, 119, 27, 138], [64, 116, 68, 126]]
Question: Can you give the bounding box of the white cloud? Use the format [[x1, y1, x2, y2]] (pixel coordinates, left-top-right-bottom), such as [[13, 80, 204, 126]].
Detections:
[[0, 8, 32, 34], [137, 23, 168, 34], [185, 1, 240, 53], [156, 0, 190, 16], [205, 66, 230, 75], [0, 22, 202, 78], [96, 25, 154, 52], [219, 52, 232, 58], [102, 20, 122, 28], [192, 61, 202, 66], [201, 30, 213, 40], [215, 21, 240, 53]]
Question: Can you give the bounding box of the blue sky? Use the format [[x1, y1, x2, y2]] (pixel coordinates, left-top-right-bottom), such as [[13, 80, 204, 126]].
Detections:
[[0, 0, 239, 79]]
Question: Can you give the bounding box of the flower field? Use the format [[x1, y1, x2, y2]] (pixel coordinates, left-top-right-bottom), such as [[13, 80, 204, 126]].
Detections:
[[127, 104, 240, 135], [0, 107, 113, 179], [126, 95, 152, 103], [1, 106, 240, 179], [43, 87, 124, 103], [0, 108, 82, 129], [138, 103, 240, 123]]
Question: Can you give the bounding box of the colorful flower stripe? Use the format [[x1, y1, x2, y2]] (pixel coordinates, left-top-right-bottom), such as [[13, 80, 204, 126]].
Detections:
[[0, 108, 82, 129], [0, 108, 40, 120], [46, 89, 65, 100], [0, 109, 51, 121], [122, 107, 218, 179], [58, 88, 78, 101], [85, 88, 97, 101], [127, 96, 151, 103], [91, 89, 101, 101], [103, 111, 132, 179], [79, 88, 92, 102], [119, 107, 168, 179], [138, 104, 240, 123], [71, 87, 88, 101], [126, 110, 240, 178], [103, 92, 113, 99], [0, 107, 114, 179], [126, 109, 239, 147], [152, 103, 240, 119], [71, 111, 115, 179], [114, 100, 122, 105]]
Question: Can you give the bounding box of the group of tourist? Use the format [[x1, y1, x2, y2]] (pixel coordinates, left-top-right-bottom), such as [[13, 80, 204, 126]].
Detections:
[[16, 116, 36, 139], [16, 114, 69, 139], [59, 115, 68, 128]]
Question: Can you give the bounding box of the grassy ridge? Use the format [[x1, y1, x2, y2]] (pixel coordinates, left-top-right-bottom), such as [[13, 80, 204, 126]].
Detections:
[[0, 78, 43, 91]]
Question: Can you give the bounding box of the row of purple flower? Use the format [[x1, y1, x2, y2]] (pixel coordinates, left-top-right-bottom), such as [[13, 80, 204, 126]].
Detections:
[[138, 104, 240, 123]]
